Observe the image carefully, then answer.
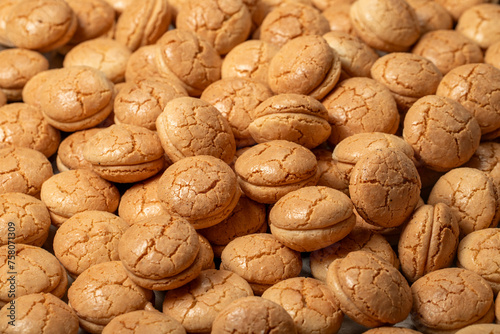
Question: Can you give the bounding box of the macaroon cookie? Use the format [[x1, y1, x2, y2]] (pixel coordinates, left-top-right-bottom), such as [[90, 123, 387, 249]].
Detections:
[[0, 293, 79, 334], [434, 0, 491, 21], [363, 328, 422, 334], [0, 0, 17, 47], [463, 142, 500, 187], [248, 94, 332, 149], [40, 169, 120, 227], [405, 0, 453, 34], [313, 148, 350, 195], [455, 324, 500, 334], [0, 192, 51, 247], [322, 1, 356, 35], [65, 0, 115, 46], [261, 277, 343, 334], [211, 296, 297, 334], [102, 310, 186, 334], [124, 45, 163, 83], [269, 186, 356, 252], [398, 203, 460, 282], [486, 41, 500, 70], [0, 244, 68, 307], [162, 269, 254, 333], [411, 267, 495, 333], [326, 250, 413, 327], [156, 97, 236, 164], [68, 261, 153, 334], [157, 155, 241, 229], [220, 233, 302, 295], [456, 4, 500, 49], [56, 128, 102, 172]]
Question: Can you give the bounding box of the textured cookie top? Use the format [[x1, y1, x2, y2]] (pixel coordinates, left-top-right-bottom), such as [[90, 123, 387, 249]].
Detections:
[[125, 45, 163, 83], [405, 0, 453, 34], [463, 142, 500, 185], [363, 328, 422, 334], [118, 215, 200, 279], [434, 0, 488, 21], [0, 48, 48, 90], [252, 93, 328, 120], [57, 128, 101, 172], [486, 41, 500, 70], [102, 310, 185, 334], [65, 0, 114, 45], [456, 4, 500, 49]]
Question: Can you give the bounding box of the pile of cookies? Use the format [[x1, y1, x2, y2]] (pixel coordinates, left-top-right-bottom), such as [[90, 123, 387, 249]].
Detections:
[[1, 0, 500, 333]]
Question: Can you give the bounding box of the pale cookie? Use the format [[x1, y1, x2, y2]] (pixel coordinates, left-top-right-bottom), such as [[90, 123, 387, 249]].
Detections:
[[162, 269, 254, 333], [463, 142, 500, 186], [56, 128, 101, 172], [428, 167, 500, 237], [406, 0, 453, 34], [0, 147, 53, 199], [212, 296, 297, 334], [0, 244, 68, 307], [0, 293, 79, 334], [456, 4, 500, 49], [102, 310, 186, 334], [220, 233, 302, 295], [269, 186, 356, 252], [322, 77, 400, 145], [40, 169, 120, 227], [234, 140, 319, 204], [403, 95, 481, 172], [68, 261, 153, 334], [326, 250, 412, 327], [0, 103, 60, 158], [398, 203, 460, 282], [0, 192, 50, 247], [411, 267, 494, 333], [248, 94, 331, 149], [486, 41, 500, 70], [157, 155, 241, 229], [261, 277, 343, 334], [176, 0, 251, 55], [65, 0, 115, 45]]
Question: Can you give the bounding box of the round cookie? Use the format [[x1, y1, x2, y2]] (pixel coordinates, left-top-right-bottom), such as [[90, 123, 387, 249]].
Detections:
[[405, 0, 453, 34], [403, 95, 481, 172], [326, 250, 412, 327], [56, 128, 101, 172], [0, 0, 17, 47], [456, 4, 500, 49], [83, 123, 165, 183], [322, 1, 356, 35], [363, 328, 423, 334], [65, 0, 115, 46], [322, 77, 400, 145], [313, 148, 350, 195], [463, 142, 500, 186], [250, 0, 314, 28], [434, 0, 492, 21], [125, 45, 163, 83], [234, 140, 319, 204], [0, 147, 53, 199], [102, 310, 186, 334], [53, 211, 129, 278], [349, 148, 421, 228], [162, 269, 254, 333], [40, 169, 120, 227], [248, 94, 332, 149], [102, 0, 134, 14], [455, 324, 500, 334], [486, 41, 500, 70], [68, 261, 153, 334], [261, 277, 343, 334], [212, 296, 297, 334], [220, 233, 302, 295], [156, 97, 236, 164], [0, 293, 79, 334], [269, 186, 356, 252], [0, 192, 50, 247]]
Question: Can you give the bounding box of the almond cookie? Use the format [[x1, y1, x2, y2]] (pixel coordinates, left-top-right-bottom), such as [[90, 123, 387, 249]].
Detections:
[[350, 0, 420, 52], [40, 169, 120, 227], [0, 244, 68, 307], [311, 0, 356, 11], [0, 48, 48, 101], [53, 211, 129, 278], [176, 0, 251, 55], [412, 29, 484, 75], [65, 0, 115, 46], [313, 148, 350, 194], [201, 77, 273, 148], [322, 77, 400, 145], [0, 147, 53, 199], [5, 0, 77, 52], [269, 186, 355, 252], [259, 3, 330, 48], [0, 91, 5, 107], [56, 128, 101, 172], [326, 250, 412, 327], [463, 142, 500, 186], [403, 95, 481, 172], [399, 203, 460, 283], [0, 103, 60, 158], [322, 2, 356, 35], [248, 94, 331, 149], [310, 229, 399, 282], [156, 97, 235, 164], [486, 41, 500, 70], [234, 140, 319, 204], [456, 4, 500, 49], [124, 45, 163, 83], [349, 148, 421, 228], [221, 40, 279, 85], [455, 324, 500, 334], [457, 228, 500, 294], [261, 277, 343, 334], [221, 233, 302, 295], [364, 329, 422, 334], [102, 310, 186, 334], [406, 0, 453, 34], [0, 293, 79, 334], [68, 261, 153, 334], [162, 269, 254, 333], [115, 0, 170, 51], [83, 123, 165, 183], [0, 0, 18, 47], [251, 0, 314, 28], [411, 267, 494, 333], [157, 155, 241, 229], [428, 167, 500, 237], [434, 0, 492, 21], [371, 52, 443, 112], [212, 296, 297, 334], [102, 0, 134, 14], [155, 29, 222, 97], [268, 35, 341, 100], [0, 192, 50, 247]]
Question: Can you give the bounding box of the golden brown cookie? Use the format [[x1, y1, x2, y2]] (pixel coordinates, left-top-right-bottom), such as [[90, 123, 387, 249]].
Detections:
[[56, 128, 101, 172], [434, 0, 491, 21], [124, 45, 163, 83], [102, 310, 186, 334], [313, 148, 350, 194], [251, 0, 314, 28], [463, 142, 500, 187], [486, 41, 500, 70], [455, 324, 500, 334], [0, 0, 18, 47], [322, 2, 356, 35], [102, 0, 134, 14], [363, 328, 422, 334], [65, 0, 114, 45], [405, 0, 453, 34], [456, 4, 500, 49]]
